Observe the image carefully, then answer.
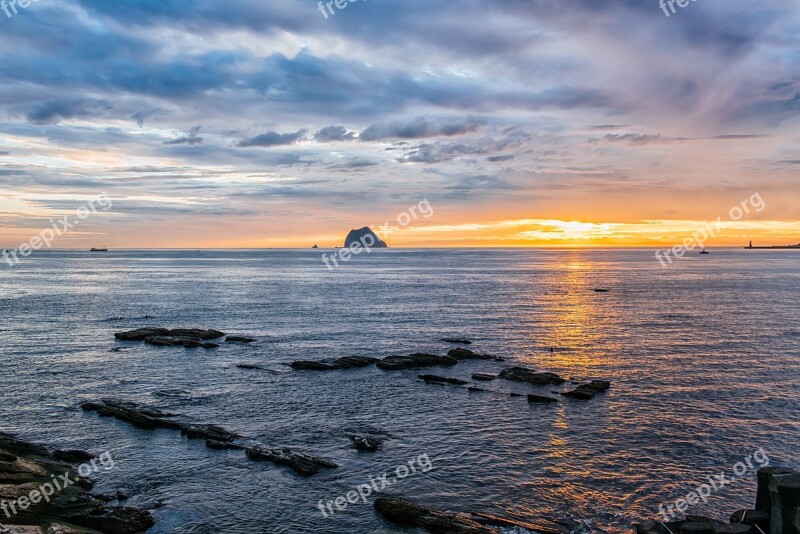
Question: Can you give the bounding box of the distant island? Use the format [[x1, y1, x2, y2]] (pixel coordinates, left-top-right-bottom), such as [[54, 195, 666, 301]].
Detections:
[[745, 241, 800, 249], [344, 227, 388, 248]]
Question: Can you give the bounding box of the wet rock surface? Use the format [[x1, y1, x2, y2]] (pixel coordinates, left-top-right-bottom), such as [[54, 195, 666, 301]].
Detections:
[[374, 496, 567, 533], [291, 356, 378, 371], [561, 380, 611, 400], [446, 348, 496, 360], [498, 367, 566, 386], [114, 328, 225, 349], [244, 446, 338, 476], [81, 400, 239, 442], [377, 353, 458, 371], [418, 374, 469, 386], [0, 432, 153, 534], [528, 394, 558, 404], [471, 373, 497, 381]]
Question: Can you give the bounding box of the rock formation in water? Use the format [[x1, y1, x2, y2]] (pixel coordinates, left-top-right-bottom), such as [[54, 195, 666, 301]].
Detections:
[[344, 227, 388, 248], [0, 431, 154, 533]]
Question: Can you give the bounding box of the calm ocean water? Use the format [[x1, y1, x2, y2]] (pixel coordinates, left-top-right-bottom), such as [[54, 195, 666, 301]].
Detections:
[[0, 248, 798, 533]]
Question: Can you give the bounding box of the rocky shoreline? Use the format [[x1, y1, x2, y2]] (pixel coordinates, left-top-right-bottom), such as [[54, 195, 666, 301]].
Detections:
[[0, 432, 153, 533]]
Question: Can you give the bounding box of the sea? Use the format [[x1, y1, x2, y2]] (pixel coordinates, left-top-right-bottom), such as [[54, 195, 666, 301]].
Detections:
[[0, 248, 798, 533]]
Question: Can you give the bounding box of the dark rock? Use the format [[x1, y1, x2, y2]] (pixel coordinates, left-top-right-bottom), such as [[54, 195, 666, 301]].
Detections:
[[447, 348, 495, 360], [291, 356, 378, 370], [509, 392, 524, 397], [680, 523, 714, 534], [528, 394, 558, 404], [755, 466, 795, 510], [373, 496, 567, 533], [730, 509, 769, 531], [236, 364, 267, 370], [53, 449, 95, 463], [498, 367, 566, 386], [472, 373, 497, 381], [114, 328, 170, 341], [468, 387, 486, 393], [117, 490, 129, 501], [206, 440, 244, 451], [348, 433, 386, 452], [442, 338, 472, 345], [245, 446, 337, 476], [344, 227, 388, 248], [594, 288, 610, 293], [82, 400, 239, 443], [712, 525, 752, 533], [0, 432, 154, 534], [418, 374, 469, 386], [377, 353, 458, 371], [200, 343, 219, 349], [226, 336, 256, 343], [561, 380, 611, 400]]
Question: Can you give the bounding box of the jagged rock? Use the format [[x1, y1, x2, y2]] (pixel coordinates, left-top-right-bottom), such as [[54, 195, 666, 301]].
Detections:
[[446, 348, 495, 360], [291, 356, 378, 371], [244, 446, 337, 476], [712, 525, 752, 533], [344, 227, 388, 248], [348, 434, 387, 452], [472, 373, 497, 381], [528, 394, 558, 404], [377, 354, 458, 371], [0, 432, 153, 534], [205, 440, 244, 451], [498, 367, 566, 386], [418, 374, 469, 386], [81, 400, 238, 442], [226, 336, 256, 343], [53, 450, 94, 463], [561, 380, 611, 400], [373, 497, 566, 533], [115, 328, 225, 349], [730, 509, 769, 531], [442, 338, 472, 345]]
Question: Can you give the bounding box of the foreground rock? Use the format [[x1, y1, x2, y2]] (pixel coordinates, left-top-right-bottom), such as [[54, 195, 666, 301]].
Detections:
[[374, 497, 566, 533], [0, 432, 153, 533], [81, 399, 239, 443], [418, 374, 469, 386], [291, 356, 378, 371], [245, 446, 337, 476], [498, 367, 566, 386], [561, 380, 611, 400], [446, 348, 496, 361], [114, 327, 225, 349], [377, 353, 458, 371]]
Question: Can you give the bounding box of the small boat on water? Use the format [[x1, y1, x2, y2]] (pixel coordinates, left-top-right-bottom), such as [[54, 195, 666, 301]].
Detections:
[[89, 247, 109, 252], [699, 250, 710, 255]]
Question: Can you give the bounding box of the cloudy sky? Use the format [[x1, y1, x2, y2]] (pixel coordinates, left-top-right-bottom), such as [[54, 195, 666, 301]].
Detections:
[[0, 0, 799, 248]]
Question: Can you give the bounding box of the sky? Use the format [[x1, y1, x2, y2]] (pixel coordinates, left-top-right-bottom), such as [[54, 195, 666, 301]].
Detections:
[[0, 0, 799, 248]]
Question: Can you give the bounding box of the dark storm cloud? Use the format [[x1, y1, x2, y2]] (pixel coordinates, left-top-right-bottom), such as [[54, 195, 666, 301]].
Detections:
[[314, 125, 357, 142], [237, 130, 308, 148]]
